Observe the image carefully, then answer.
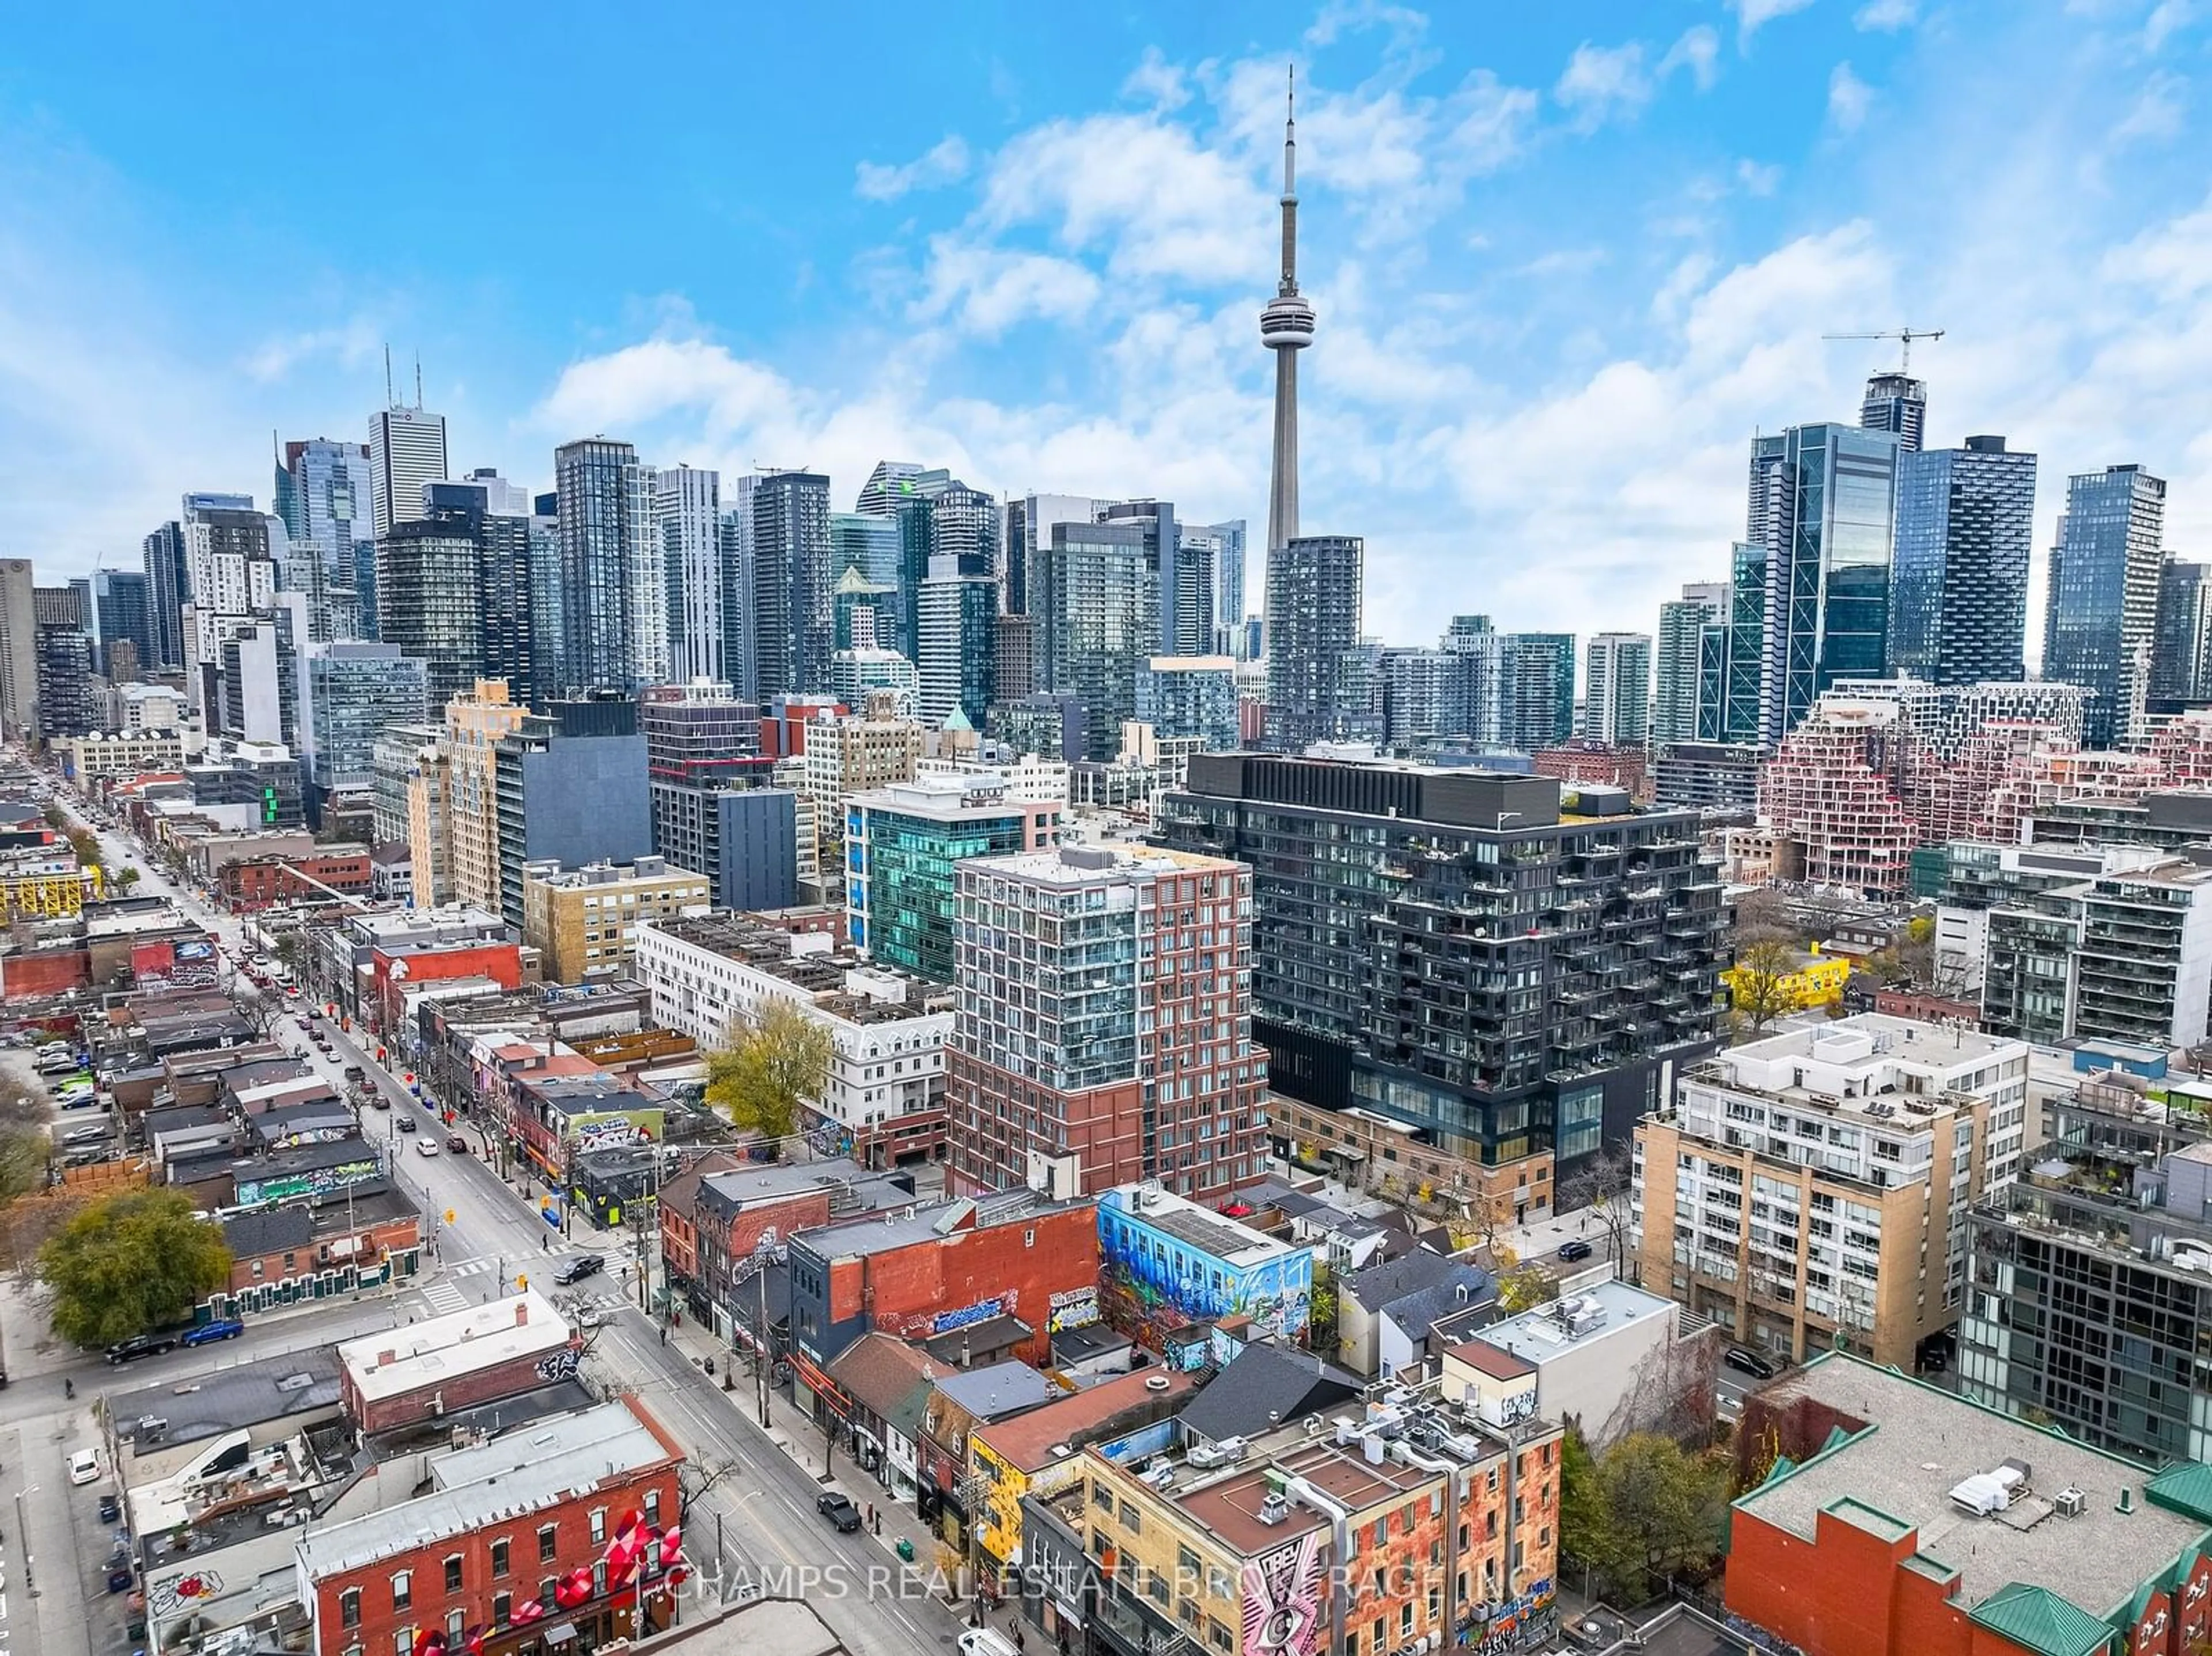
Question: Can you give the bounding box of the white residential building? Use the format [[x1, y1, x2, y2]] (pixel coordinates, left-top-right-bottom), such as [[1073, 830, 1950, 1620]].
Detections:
[[658, 464, 722, 684]]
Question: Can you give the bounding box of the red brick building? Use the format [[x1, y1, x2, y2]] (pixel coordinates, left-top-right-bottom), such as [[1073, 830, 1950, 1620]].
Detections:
[[370, 940, 524, 1035], [218, 848, 373, 911], [297, 1394, 684, 1656], [1727, 1352, 2212, 1656], [337, 1290, 578, 1432], [787, 1193, 1100, 1368]]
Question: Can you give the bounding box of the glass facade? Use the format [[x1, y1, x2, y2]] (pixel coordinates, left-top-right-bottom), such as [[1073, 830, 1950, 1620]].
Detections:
[[1041, 520, 1160, 761], [1888, 436, 2036, 686], [848, 801, 1035, 982], [1263, 534, 1364, 752], [2044, 464, 2169, 748], [305, 645, 430, 793]]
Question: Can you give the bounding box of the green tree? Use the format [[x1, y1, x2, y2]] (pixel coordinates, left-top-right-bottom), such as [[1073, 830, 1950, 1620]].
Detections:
[[67, 828, 103, 870], [703, 999, 834, 1151], [0, 1127, 48, 1204], [1307, 1270, 1339, 1349], [1596, 1431, 1730, 1597], [113, 866, 142, 893], [41, 802, 66, 831], [1496, 1260, 1559, 1313], [39, 1188, 232, 1346], [1729, 938, 1798, 1037], [1558, 1426, 1626, 1579]]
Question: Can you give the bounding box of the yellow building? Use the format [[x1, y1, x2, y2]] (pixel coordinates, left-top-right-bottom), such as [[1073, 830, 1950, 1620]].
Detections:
[[1722, 944, 1850, 1011], [0, 859, 102, 919], [439, 679, 529, 913], [521, 855, 710, 983]]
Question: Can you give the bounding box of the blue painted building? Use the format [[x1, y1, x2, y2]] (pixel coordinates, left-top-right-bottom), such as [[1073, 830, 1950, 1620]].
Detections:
[[1097, 1181, 1315, 1347]]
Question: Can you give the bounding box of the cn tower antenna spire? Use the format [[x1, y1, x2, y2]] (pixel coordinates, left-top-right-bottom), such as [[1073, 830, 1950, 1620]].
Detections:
[[1260, 61, 1316, 557]]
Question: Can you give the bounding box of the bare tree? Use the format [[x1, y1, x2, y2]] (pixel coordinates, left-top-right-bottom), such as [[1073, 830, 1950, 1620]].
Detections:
[[1598, 1324, 1724, 1447], [1559, 1141, 1636, 1279], [1730, 886, 1797, 946]]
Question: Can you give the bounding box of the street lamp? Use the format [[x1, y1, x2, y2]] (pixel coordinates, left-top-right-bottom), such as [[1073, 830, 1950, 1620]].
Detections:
[[15, 1483, 38, 1597]]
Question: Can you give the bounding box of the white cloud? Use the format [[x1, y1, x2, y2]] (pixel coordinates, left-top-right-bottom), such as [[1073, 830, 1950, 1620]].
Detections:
[[1730, 0, 1819, 50], [854, 135, 971, 202], [2143, 0, 2192, 52], [2110, 71, 2188, 146], [2100, 191, 2212, 301], [1304, 0, 1429, 52], [1660, 25, 1723, 90], [1853, 0, 1917, 27], [1827, 62, 1874, 131], [1737, 158, 1784, 195], [1554, 42, 1652, 130], [1121, 46, 1191, 112], [911, 238, 1104, 338], [242, 317, 382, 384]]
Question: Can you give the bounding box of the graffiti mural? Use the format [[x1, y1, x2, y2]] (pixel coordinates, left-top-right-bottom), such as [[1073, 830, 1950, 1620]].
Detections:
[[1097, 1188, 1315, 1346], [534, 1344, 583, 1384], [1241, 1532, 1325, 1656], [1047, 1287, 1099, 1333], [149, 1568, 226, 1619], [574, 1113, 655, 1151]]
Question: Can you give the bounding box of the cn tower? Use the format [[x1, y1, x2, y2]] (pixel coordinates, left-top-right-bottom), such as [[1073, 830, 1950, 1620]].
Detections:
[[1260, 66, 1315, 555]]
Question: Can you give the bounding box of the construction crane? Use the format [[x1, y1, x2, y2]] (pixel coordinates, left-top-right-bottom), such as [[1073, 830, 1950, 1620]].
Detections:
[[1823, 326, 1945, 374]]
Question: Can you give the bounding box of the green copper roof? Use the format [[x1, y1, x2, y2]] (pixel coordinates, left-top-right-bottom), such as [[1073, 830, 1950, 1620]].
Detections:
[[940, 707, 975, 733], [1969, 1583, 2115, 1656], [2146, 1462, 2212, 1525]]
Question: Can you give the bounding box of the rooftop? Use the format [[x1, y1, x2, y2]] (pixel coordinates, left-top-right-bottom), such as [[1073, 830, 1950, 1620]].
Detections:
[[972, 1366, 1200, 1473], [645, 912, 949, 1026], [1470, 1279, 1677, 1365], [335, 1289, 571, 1401], [965, 841, 1237, 887], [929, 1359, 1066, 1421], [106, 1350, 344, 1449], [297, 1399, 671, 1579], [1737, 1351, 2211, 1621], [1101, 1183, 1306, 1270], [794, 1190, 1066, 1260]]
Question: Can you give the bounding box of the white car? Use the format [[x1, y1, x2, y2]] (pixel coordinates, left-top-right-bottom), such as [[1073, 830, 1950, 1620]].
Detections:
[[69, 1446, 101, 1486], [414, 1138, 441, 1157]]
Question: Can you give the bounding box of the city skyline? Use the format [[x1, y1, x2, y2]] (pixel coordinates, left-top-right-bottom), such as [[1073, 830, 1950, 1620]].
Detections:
[[3, 4, 2208, 652]]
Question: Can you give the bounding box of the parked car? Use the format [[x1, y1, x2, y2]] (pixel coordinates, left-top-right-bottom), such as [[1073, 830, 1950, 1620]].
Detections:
[[1724, 1346, 1778, 1380], [69, 1446, 102, 1484], [183, 1318, 244, 1347], [553, 1254, 604, 1286], [1556, 1240, 1593, 1262], [105, 1332, 179, 1365], [445, 1135, 468, 1154], [816, 1492, 862, 1533], [97, 1492, 120, 1524], [960, 1634, 1020, 1656], [414, 1138, 441, 1157], [60, 1123, 108, 1145], [344, 1064, 366, 1082]]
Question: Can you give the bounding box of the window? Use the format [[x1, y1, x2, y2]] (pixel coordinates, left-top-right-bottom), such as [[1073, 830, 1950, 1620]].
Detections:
[[446, 1612, 464, 1641], [539, 1524, 559, 1562], [1119, 1499, 1141, 1532], [391, 1572, 412, 1612], [493, 1595, 512, 1630], [590, 1509, 607, 1543], [394, 1634, 411, 1656], [491, 1538, 510, 1579], [444, 1556, 464, 1592], [340, 1591, 362, 1630], [645, 1490, 661, 1525], [1093, 1482, 1113, 1511]]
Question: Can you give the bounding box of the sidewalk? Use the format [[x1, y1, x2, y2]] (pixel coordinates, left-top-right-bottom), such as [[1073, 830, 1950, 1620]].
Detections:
[[662, 1314, 976, 1609]]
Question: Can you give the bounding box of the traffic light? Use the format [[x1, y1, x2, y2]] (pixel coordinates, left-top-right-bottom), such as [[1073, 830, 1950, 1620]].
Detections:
[[517, 1274, 528, 1291]]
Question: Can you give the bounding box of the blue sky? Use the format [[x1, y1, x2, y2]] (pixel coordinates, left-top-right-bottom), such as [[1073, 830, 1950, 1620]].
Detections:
[[2, 0, 2209, 651]]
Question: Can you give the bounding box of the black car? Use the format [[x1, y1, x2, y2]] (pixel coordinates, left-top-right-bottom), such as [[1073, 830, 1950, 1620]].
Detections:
[[554, 1254, 604, 1286], [105, 1331, 179, 1365], [98, 1493, 120, 1524], [1724, 1346, 1779, 1380], [1556, 1240, 1593, 1263], [816, 1492, 862, 1533], [393, 1115, 416, 1134]]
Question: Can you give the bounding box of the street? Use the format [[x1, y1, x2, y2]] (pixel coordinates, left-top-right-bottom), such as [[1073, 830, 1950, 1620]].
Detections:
[[37, 794, 965, 1656]]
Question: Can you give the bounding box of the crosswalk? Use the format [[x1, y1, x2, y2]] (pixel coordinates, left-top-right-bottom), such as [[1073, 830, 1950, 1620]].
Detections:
[[415, 1251, 631, 1318]]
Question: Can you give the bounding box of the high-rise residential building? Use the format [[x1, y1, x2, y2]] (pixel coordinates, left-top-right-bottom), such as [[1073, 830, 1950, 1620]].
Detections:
[[749, 469, 833, 702], [854, 460, 925, 518], [844, 772, 1061, 981], [831, 564, 899, 653], [141, 520, 190, 672], [31, 586, 93, 740], [829, 512, 902, 654], [1263, 534, 1363, 751], [492, 694, 653, 928], [1040, 516, 1163, 761], [2044, 464, 2168, 749], [1157, 754, 1723, 1184], [91, 569, 154, 681], [1961, 1079, 2212, 1464], [0, 559, 35, 742], [718, 474, 759, 699], [427, 680, 530, 914], [297, 643, 430, 807], [657, 464, 722, 684], [555, 437, 655, 692], [213, 608, 300, 749], [1888, 435, 2036, 685], [915, 562, 997, 728], [1260, 78, 1313, 558], [1378, 646, 1454, 750], [1858, 370, 1927, 453], [1004, 492, 1108, 619], [180, 494, 281, 721], [2154, 560, 2212, 705], [374, 478, 537, 708], [946, 841, 1267, 1199], [1633, 1015, 2027, 1371], [1653, 581, 1726, 748], [277, 437, 377, 642], [528, 503, 563, 701], [1582, 632, 1652, 745], [1181, 520, 1248, 655], [366, 400, 449, 540], [1134, 656, 1239, 752], [370, 719, 440, 850], [1746, 422, 1904, 742], [640, 680, 777, 906], [1504, 631, 1576, 751]]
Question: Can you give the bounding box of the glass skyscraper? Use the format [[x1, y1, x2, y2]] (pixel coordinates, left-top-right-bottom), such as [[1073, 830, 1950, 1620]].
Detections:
[[1263, 533, 1363, 752], [1888, 435, 2036, 685], [1654, 582, 1725, 748], [1041, 517, 1161, 760], [1747, 422, 1903, 744], [554, 437, 650, 693], [2043, 464, 2168, 749], [2153, 560, 2212, 704]]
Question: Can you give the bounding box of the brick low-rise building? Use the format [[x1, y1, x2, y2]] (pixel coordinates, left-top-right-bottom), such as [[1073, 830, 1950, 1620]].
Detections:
[[521, 855, 710, 984], [336, 1290, 576, 1432], [217, 846, 374, 911]]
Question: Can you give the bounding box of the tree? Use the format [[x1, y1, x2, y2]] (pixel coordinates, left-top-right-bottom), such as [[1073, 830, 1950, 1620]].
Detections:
[[113, 866, 142, 893], [1558, 1140, 1635, 1279], [1497, 1260, 1558, 1314], [704, 999, 835, 1151], [39, 1187, 233, 1347], [1558, 1426, 1626, 1581], [67, 828, 103, 870], [1730, 886, 1797, 947], [0, 1127, 48, 1204], [1729, 938, 1799, 1037], [1307, 1270, 1339, 1349], [41, 802, 66, 831], [1597, 1432, 1731, 1597]]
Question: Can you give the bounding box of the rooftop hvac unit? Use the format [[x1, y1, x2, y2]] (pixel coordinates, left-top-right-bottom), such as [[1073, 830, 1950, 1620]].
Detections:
[[2054, 1487, 2086, 1518], [1257, 1492, 1290, 1525]]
